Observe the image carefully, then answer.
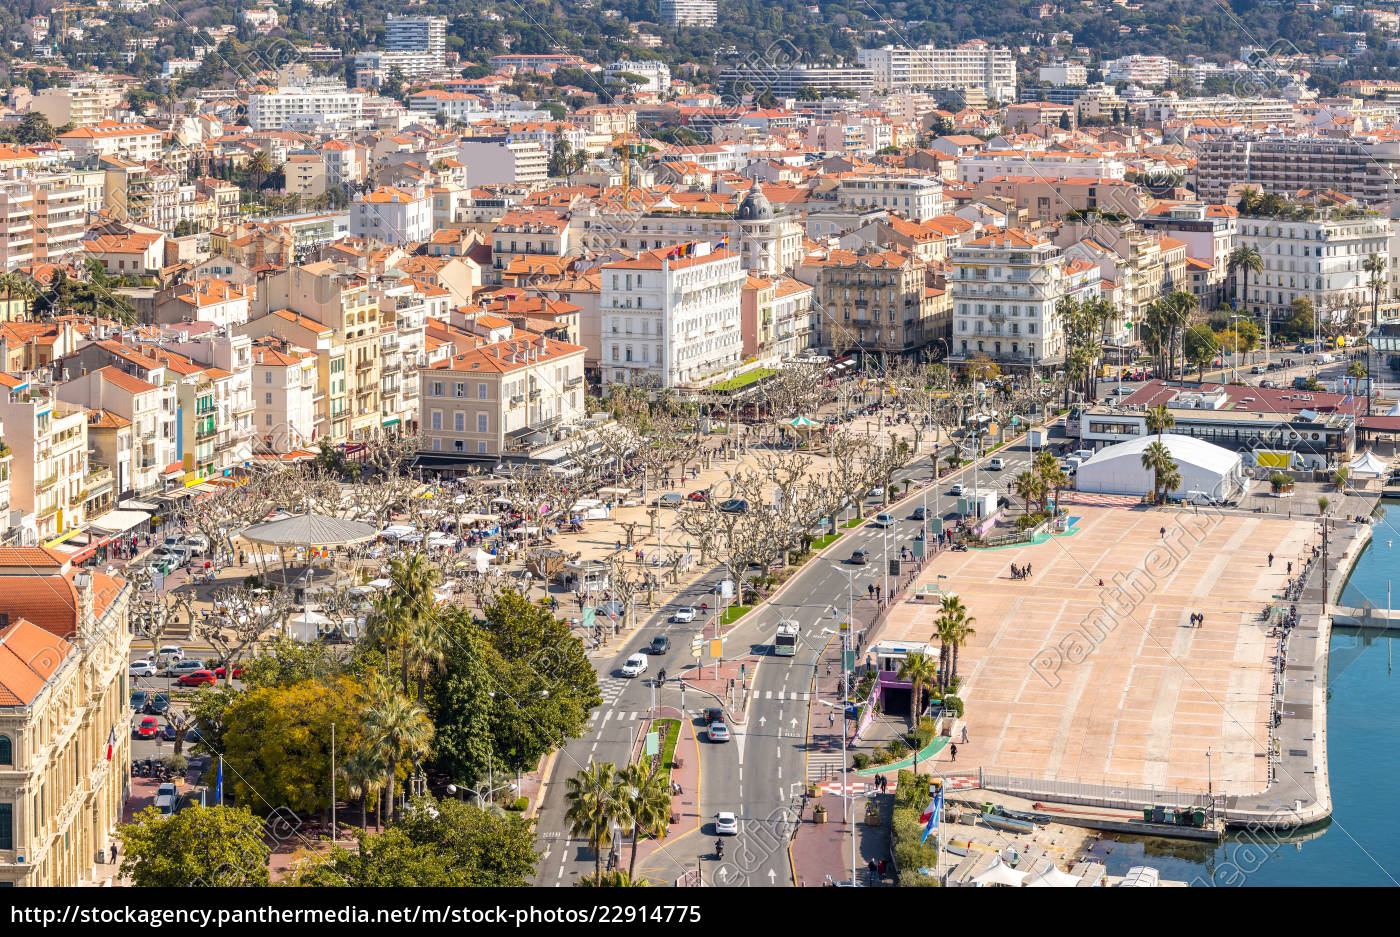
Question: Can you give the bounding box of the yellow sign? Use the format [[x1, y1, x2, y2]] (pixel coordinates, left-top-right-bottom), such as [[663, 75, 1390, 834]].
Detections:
[[183, 472, 205, 487], [1337, 335, 1347, 348], [709, 638, 723, 659], [1257, 451, 1292, 469]]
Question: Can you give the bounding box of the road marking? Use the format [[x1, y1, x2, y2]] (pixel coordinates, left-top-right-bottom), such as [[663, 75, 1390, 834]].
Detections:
[[602, 711, 613, 723]]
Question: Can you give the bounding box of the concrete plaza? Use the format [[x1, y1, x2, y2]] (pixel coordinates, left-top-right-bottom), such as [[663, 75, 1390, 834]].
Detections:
[[879, 505, 1321, 797]]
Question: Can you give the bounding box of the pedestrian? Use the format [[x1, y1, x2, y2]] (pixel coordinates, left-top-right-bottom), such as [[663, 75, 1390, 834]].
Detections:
[[109, 843, 117, 864], [949, 743, 958, 762], [1287, 561, 1293, 575], [868, 858, 877, 880], [829, 711, 835, 727], [1160, 526, 1166, 538], [878, 858, 887, 881], [961, 725, 969, 743], [1268, 552, 1274, 567]]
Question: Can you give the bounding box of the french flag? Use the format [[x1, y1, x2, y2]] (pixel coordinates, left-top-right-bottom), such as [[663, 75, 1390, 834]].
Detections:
[[106, 726, 116, 762], [919, 783, 944, 844]]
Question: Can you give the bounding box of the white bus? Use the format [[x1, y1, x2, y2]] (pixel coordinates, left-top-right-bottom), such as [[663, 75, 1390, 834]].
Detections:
[[774, 620, 800, 656]]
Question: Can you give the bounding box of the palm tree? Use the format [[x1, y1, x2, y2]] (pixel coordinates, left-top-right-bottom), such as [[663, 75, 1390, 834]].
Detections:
[[613, 762, 672, 880], [0, 272, 38, 318], [945, 607, 978, 688], [1145, 403, 1175, 442], [370, 551, 441, 695], [364, 683, 435, 825], [566, 761, 619, 884], [1012, 469, 1044, 515], [1227, 245, 1264, 320], [1139, 440, 1177, 504], [341, 746, 387, 844], [1037, 460, 1069, 514], [1163, 290, 1198, 381], [246, 149, 274, 191], [1235, 187, 1261, 215], [897, 651, 940, 722], [1363, 252, 1387, 325]]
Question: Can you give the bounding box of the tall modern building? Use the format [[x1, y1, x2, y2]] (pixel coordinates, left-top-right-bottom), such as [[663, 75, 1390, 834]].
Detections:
[[385, 15, 447, 56], [1192, 134, 1400, 204], [659, 0, 717, 28], [857, 42, 1016, 102]]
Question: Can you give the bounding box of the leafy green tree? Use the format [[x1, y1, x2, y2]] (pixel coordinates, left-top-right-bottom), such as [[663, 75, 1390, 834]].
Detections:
[[286, 797, 537, 886], [430, 616, 497, 789], [364, 677, 435, 824], [1183, 322, 1219, 381], [220, 675, 370, 814], [239, 636, 347, 689], [117, 805, 270, 887]]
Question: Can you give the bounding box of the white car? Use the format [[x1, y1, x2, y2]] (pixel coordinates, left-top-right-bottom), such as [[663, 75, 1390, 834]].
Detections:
[[715, 811, 738, 835], [987, 457, 1005, 471], [129, 660, 157, 677], [868, 485, 885, 498], [670, 607, 697, 623], [871, 513, 896, 528], [621, 654, 648, 678], [147, 645, 184, 662], [949, 483, 966, 496]]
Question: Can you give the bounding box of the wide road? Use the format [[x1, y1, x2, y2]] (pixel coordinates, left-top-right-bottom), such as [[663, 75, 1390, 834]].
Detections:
[[532, 425, 1056, 886]]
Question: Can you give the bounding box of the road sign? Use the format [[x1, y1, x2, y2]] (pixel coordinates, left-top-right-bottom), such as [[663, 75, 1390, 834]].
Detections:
[[645, 731, 659, 757], [582, 607, 594, 628], [708, 638, 723, 659], [691, 638, 704, 659], [842, 650, 856, 670]]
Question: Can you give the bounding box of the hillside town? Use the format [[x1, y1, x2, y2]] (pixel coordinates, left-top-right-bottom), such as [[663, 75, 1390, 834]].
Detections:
[[2, 0, 1400, 896]]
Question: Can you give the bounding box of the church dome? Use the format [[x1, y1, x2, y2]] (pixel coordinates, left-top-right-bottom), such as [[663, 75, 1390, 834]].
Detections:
[[737, 186, 774, 221]]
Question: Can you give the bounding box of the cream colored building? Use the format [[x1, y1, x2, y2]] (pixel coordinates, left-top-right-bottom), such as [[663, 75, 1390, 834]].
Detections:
[[0, 551, 132, 887]]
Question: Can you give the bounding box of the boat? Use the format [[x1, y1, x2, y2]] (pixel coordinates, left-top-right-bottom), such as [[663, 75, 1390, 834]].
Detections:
[[982, 813, 1037, 834]]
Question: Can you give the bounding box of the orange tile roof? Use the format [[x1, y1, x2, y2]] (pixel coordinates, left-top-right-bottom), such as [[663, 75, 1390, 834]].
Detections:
[[93, 365, 158, 394], [0, 618, 75, 705]]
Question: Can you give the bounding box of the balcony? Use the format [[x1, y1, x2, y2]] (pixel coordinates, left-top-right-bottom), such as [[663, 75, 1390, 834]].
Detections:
[[36, 472, 59, 489], [566, 375, 583, 387], [355, 360, 374, 372], [529, 389, 541, 400], [196, 425, 218, 442], [510, 394, 524, 405]]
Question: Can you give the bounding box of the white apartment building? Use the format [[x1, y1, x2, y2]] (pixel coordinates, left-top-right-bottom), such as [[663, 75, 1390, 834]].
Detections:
[[836, 175, 944, 222], [1039, 63, 1088, 86], [949, 228, 1102, 372], [386, 14, 447, 56], [605, 60, 671, 94], [858, 42, 1017, 102], [957, 151, 1127, 185], [659, 0, 717, 27], [1102, 55, 1176, 86], [350, 186, 433, 245], [600, 244, 747, 389], [250, 340, 318, 452], [0, 177, 35, 271], [29, 87, 107, 128], [0, 395, 92, 543], [457, 140, 549, 186], [247, 85, 365, 131], [56, 120, 162, 162], [54, 365, 175, 497], [1238, 212, 1392, 324]]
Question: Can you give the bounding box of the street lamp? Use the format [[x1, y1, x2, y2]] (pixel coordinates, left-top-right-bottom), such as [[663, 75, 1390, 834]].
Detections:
[[821, 614, 857, 886]]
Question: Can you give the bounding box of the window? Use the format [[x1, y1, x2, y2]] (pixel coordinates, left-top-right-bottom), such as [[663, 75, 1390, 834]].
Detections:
[[477, 413, 488, 433], [454, 382, 465, 398], [0, 803, 9, 850], [430, 410, 442, 430], [265, 414, 272, 426], [454, 412, 465, 432], [478, 441, 488, 454], [430, 381, 444, 397], [264, 371, 272, 383], [264, 392, 272, 405], [0, 735, 9, 765], [477, 382, 488, 399]]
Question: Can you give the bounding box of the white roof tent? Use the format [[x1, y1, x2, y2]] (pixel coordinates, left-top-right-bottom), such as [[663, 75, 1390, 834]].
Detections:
[[1074, 434, 1245, 502]]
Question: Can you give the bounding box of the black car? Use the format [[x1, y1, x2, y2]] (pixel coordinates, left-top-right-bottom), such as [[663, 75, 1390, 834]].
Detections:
[[161, 722, 203, 743], [144, 693, 171, 716], [1267, 362, 1284, 371], [130, 689, 149, 711], [704, 707, 725, 725], [850, 549, 869, 565], [717, 498, 749, 514], [911, 507, 926, 521], [648, 635, 671, 654]]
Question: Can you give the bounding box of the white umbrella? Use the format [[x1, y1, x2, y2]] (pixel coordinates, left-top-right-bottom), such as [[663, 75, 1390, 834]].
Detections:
[[291, 610, 331, 626], [970, 858, 1026, 887], [472, 549, 492, 574], [368, 578, 392, 588]]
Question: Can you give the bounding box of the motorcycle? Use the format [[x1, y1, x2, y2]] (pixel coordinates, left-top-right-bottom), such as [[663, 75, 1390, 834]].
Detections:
[[716, 839, 725, 860]]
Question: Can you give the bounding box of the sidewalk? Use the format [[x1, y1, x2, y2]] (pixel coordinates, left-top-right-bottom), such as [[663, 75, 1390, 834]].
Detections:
[[631, 708, 704, 882]]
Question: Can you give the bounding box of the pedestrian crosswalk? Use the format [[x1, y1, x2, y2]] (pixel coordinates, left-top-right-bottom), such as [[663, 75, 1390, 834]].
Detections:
[[598, 677, 629, 706], [807, 752, 847, 781], [588, 709, 646, 723], [757, 690, 810, 701]]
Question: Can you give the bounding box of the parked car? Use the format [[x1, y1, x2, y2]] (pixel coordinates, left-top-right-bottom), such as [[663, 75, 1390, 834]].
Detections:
[[163, 658, 205, 678], [154, 782, 179, 817], [648, 635, 671, 654], [670, 607, 696, 623], [130, 689, 149, 711], [130, 660, 157, 677], [849, 549, 869, 565], [949, 483, 966, 496], [176, 669, 216, 687], [717, 498, 749, 514], [144, 693, 170, 716], [148, 645, 184, 662], [686, 490, 710, 502], [134, 715, 159, 739], [911, 507, 926, 521], [1112, 386, 1134, 395], [621, 654, 648, 677], [715, 811, 738, 835], [1267, 362, 1285, 371], [871, 512, 895, 528], [212, 665, 244, 679], [707, 721, 731, 742], [182, 534, 210, 555], [1251, 364, 1267, 374], [988, 457, 1005, 470], [653, 492, 684, 508], [868, 485, 885, 498], [161, 722, 202, 743], [1260, 379, 1279, 389]]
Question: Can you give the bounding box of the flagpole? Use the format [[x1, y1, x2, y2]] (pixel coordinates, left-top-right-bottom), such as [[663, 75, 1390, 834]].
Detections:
[[218, 756, 223, 806]]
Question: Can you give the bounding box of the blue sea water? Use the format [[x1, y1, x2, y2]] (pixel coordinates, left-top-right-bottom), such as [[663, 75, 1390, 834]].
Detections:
[[1081, 511, 1400, 886]]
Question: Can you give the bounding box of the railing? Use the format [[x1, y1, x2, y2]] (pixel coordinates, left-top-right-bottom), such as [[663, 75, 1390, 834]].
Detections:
[[978, 770, 1212, 812], [566, 375, 583, 387]]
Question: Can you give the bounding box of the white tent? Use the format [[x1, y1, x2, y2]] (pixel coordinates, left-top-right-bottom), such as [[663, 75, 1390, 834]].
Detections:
[[472, 548, 493, 574], [1075, 434, 1244, 501], [1023, 863, 1082, 887], [1349, 449, 1389, 476], [1388, 401, 1400, 417], [367, 578, 392, 588], [970, 858, 1026, 887]]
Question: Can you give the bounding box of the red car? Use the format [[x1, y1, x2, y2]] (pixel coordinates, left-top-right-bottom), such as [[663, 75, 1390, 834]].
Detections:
[[687, 490, 710, 502], [134, 715, 159, 738], [177, 669, 216, 687], [212, 665, 244, 679]]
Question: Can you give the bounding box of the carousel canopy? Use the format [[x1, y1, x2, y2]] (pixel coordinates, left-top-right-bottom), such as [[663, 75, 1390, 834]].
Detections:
[[789, 415, 819, 428], [242, 512, 378, 548]]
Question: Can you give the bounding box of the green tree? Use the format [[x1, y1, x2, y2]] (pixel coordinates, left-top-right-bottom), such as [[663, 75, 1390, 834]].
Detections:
[[1227, 245, 1264, 316], [430, 616, 497, 790], [566, 761, 618, 884], [897, 651, 939, 721], [1145, 403, 1175, 442], [117, 805, 270, 887], [220, 675, 370, 814], [1363, 252, 1387, 325], [612, 761, 672, 880], [239, 636, 346, 689], [1183, 322, 1219, 381], [1140, 440, 1178, 504], [286, 797, 537, 886], [364, 678, 435, 824]]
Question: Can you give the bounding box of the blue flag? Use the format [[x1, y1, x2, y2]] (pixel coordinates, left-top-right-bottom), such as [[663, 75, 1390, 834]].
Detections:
[[215, 756, 223, 806]]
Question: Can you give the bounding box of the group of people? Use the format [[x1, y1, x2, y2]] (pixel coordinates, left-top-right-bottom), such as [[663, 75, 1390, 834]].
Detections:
[[1010, 563, 1033, 580], [1189, 612, 1205, 628]]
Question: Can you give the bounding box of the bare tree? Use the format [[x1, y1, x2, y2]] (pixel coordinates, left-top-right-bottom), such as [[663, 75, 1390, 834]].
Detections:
[[199, 583, 295, 676]]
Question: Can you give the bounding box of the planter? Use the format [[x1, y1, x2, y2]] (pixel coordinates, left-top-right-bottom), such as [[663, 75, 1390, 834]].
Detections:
[[812, 804, 828, 824]]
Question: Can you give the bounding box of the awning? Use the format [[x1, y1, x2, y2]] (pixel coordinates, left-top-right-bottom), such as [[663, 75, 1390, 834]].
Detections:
[[88, 509, 152, 535], [505, 426, 535, 439], [119, 499, 160, 511]]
